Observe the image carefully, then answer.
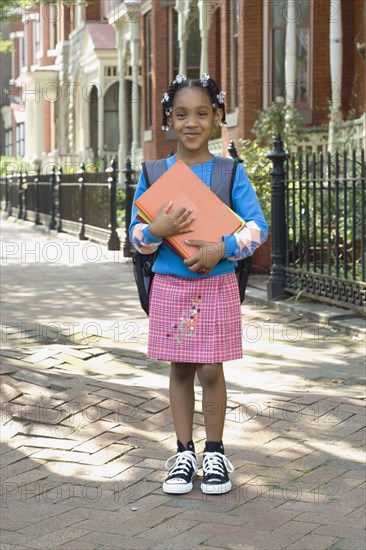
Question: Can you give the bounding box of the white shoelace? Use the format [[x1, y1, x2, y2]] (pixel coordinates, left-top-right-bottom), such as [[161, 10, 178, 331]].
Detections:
[[165, 450, 198, 478], [202, 451, 235, 476]]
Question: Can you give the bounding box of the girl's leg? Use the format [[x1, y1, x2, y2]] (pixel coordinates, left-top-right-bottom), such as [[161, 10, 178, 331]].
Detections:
[[196, 362, 226, 441], [196, 362, 234, 495], [169, 362, 197, 446]]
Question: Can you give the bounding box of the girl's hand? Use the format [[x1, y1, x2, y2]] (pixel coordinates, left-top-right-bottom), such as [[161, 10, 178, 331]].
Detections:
[[183, 240, 225, 274], [149, 201, 195, 239]]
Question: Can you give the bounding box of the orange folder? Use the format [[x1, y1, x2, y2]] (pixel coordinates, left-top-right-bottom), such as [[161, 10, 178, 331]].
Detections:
[[135, 159, 245, 259]]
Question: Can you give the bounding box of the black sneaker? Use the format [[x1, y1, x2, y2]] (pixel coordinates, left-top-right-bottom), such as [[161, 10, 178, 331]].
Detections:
[[162, 440, 198, 494], [201, 441, 234, 495]]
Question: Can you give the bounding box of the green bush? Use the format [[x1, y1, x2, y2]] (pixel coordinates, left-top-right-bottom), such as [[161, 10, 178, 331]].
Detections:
[[238, 140, 272, 226], [0, 157, 34, 177], [237, 102, 304, 228], [117, 188, 126, 228], [252, 101, 303, 151]]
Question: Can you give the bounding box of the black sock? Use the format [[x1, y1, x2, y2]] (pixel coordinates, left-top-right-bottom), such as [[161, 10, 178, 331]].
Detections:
[[177, 439, 195, 453], [205, 440, 225, 453]]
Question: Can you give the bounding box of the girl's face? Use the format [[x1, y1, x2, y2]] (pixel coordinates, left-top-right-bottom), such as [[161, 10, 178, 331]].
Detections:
[[168, 86, 222, 160]]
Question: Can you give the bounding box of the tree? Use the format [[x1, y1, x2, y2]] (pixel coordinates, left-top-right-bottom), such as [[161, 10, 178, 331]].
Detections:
[[0, 32, 13, 53], [0, 0, 74, 22]]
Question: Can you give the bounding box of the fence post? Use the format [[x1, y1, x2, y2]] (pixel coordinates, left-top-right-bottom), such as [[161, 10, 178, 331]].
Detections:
[[107, 158, 121, 251], [6, 173, 12, 216], [267, 133, 287, 300], [48, 165, 57, 230], [78, 162, 86, 240], [17, 172, 23, 219], [123, 158, 136, 258], [21, 171, 27, 220], [227, 140, 243, 163], [34, 162, 40, 226], [56, 166, 62, 232]]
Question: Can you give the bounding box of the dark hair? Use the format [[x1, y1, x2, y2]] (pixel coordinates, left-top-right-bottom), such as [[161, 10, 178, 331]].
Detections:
[[161, 74, 227, 131]]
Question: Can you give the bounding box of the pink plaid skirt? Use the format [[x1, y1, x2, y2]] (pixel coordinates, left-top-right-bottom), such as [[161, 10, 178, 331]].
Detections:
[[148, 273, 242, 363]]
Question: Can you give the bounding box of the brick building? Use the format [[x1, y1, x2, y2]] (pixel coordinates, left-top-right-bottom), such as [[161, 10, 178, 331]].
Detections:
[[1, 0, 365, 169]]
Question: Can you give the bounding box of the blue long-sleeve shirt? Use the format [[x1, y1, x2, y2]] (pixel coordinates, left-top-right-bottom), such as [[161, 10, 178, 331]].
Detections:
[[129, 156, 268, 278]]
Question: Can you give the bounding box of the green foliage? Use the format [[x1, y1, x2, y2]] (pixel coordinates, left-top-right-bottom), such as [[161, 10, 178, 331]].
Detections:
[[0, 32, 13, 53], [238, 139, 272, 226], [252, 102, 303, 151], [117, 188, 126, 228], [1, 0, 31, 22], [237, 102, 305, 230], [0, 156, 34, 177], [1, 0, 74, 22]]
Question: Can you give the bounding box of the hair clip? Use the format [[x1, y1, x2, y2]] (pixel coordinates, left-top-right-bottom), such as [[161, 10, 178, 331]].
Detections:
[[174, 74, 186, 84], [161, 92, 169, 104], [217, 91, 226, 103], [212, 102, 218, 109], [201, 73, 210, 87], [161, 125, 169, 131], [165, 108, 172, 116]]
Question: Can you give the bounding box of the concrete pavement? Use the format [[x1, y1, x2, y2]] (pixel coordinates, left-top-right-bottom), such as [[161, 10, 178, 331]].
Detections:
[[1, 217, 365, 550]]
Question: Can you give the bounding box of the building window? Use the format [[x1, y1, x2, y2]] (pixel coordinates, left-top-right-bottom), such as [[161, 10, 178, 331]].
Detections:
[[5, 128, 13, 157], [144, 12, 152, 129], [105, 66, 117, 77], [16, 123, 25, 157], [171, 7, 200, 79], [229, 0, 239, 111], [269, 0, 311, 107], [19, 35, 25, 70]]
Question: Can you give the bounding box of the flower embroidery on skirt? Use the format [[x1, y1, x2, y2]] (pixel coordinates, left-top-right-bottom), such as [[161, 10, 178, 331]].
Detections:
[[166, 296, 202, 344]]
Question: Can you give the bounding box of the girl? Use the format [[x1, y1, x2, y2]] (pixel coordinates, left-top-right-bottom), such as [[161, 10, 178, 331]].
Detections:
[[129, 74, 268, 495]]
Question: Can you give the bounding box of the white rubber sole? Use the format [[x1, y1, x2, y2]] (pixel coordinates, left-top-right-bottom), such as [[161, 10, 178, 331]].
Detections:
[[200, 480, 232, 494], [162, 474, 197, 494]]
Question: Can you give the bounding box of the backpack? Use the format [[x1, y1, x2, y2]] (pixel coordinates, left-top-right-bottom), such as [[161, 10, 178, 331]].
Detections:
[[132, 157, 252, 315]]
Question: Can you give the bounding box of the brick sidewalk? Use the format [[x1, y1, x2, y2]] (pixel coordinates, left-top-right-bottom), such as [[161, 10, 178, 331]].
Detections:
[[1, 218, 365, 550]]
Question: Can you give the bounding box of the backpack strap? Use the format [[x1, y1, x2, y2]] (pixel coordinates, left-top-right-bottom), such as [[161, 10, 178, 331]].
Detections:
[[211, 157, 239, 209], [142, 159, 168, 188]]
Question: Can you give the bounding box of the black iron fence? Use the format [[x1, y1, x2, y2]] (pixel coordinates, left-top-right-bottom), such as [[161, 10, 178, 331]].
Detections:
[[267, 135, 365, 313], [1, 142, 365, 312], [0, 160, 120, 250]]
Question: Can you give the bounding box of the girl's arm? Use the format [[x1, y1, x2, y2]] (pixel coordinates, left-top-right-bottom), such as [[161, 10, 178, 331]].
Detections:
[[129, 171, 163, 255], [129, 171, 195, 254], [221, 164, 268, 261]]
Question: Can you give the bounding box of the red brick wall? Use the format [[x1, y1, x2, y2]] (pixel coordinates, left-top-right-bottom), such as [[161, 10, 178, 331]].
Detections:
[[143, 0, 171, 160], [240, 0, 262, 139], [342, 1, 355, 118], [312, 0, 365, 125], [222, 0, 263, 153], [220, 0, 231, 112], [208, 8, 221, 84], [353, 0, 366, 115], [311, 0, 330, 126]]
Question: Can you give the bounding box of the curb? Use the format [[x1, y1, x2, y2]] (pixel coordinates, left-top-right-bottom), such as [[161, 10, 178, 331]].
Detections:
[[244, 284, 365, 338]]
